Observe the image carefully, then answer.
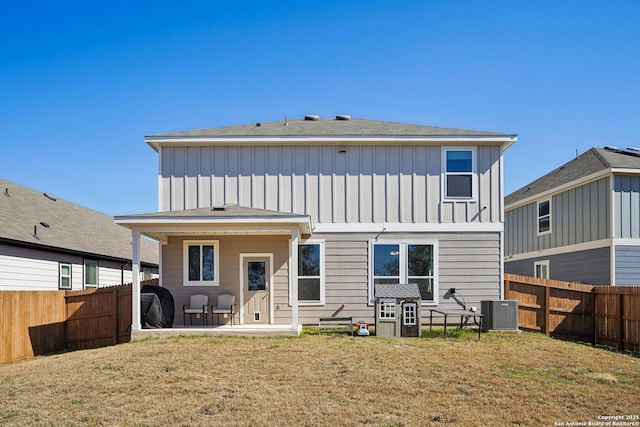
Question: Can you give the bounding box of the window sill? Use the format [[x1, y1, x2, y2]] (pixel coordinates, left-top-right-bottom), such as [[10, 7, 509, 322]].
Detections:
[[183, 282, 219, 287]]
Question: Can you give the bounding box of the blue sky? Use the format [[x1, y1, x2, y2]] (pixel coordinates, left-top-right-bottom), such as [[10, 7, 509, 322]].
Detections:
[[1, 1, 639, 215]]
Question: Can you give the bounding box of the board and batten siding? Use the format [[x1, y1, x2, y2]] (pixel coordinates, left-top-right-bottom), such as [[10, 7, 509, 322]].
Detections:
[[160, 235, 292, 326], [159, 145, 504, 224], [614, 175, 640, 238], [297, 231, 501, 324], [505, 177, 610, 256]]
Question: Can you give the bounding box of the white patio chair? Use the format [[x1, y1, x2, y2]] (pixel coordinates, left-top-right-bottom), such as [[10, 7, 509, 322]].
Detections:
[[183, 294, 209, 326], [211, 294, 236, 326]]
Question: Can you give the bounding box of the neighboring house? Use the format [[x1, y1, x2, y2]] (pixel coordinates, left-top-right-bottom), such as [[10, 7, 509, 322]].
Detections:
[[0, 178, 159, 291], [504, 146, 640, 285], [115, 115, 517, 331]]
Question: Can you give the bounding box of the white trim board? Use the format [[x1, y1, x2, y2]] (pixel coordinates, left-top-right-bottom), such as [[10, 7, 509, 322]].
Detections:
[[505, 239, 612, 262], [312, 222, 503, 233]]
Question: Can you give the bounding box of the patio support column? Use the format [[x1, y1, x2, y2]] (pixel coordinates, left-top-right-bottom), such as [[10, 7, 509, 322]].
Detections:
[[291, 228, 299, 330], [131, 229, 142, 332]]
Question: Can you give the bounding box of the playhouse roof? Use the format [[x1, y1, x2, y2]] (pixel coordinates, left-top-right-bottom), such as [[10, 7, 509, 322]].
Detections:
[[374, 283, 422, 299]]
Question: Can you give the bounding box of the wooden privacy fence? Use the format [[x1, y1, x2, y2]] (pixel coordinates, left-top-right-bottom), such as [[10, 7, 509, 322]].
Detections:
[[504, 274, 640, 353], [0, 283, 142, 364]]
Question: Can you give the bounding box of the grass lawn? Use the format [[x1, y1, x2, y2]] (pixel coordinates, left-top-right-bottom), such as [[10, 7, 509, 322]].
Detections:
[[1, 330, 639, 426]]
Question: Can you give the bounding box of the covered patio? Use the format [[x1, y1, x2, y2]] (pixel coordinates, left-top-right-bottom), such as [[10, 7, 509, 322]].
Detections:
[[115, 205, 312, 336]]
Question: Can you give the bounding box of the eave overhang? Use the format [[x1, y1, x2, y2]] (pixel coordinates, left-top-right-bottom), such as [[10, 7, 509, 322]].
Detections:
[[115, 214, 312, 243], [145, 135, 518, 152]]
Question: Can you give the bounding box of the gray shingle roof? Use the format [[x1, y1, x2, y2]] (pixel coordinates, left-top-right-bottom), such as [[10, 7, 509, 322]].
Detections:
[[146, 117, 516, 139], [505, 147, 640, 206], [374, 283, 422, 299], [0, 178, 158, 265], [116, 204, 309, 220]]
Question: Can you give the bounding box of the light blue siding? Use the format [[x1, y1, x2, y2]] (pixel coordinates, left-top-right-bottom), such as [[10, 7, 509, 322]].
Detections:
[[614, 175, 640, 238], [505, 247, 610, 285], [615, 246, 640, 285]]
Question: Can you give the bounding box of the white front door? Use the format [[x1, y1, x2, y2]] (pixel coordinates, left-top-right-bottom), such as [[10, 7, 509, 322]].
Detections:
[[242, 255, 271, 324]]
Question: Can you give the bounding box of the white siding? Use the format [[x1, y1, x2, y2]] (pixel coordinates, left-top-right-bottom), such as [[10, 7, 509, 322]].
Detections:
[[0, 244, 139, 291], [160, 145, 503, 225]]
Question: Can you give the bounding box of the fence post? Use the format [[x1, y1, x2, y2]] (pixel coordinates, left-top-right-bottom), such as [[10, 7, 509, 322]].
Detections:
[[545, 285, 550, 336], [619, 293, 625, 351]]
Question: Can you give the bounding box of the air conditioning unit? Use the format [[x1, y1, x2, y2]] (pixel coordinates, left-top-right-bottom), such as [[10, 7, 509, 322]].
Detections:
[[481, 300, 518, 331]]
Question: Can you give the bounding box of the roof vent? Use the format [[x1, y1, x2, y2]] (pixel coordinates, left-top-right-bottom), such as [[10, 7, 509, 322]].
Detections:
[[3, 188, 8, 196], [255, 122, 262, 127], [40, 222, 50, 228], [212, 206, 226, 212], [43, 193, 57, 201], [304, 115, 320, 121], [335, 115, 351, 121]]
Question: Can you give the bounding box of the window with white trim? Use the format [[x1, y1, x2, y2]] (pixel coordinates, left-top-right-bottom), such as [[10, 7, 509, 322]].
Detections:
[[183, 240, 220, 286], [537, 199, 551, 235], [379, 299, 396, 319], [443, 147, 476, 199], [59, 263, 72, 290], [403, 303, 417, 326], [298, 242, 324, 304], [534, 260, 549, 279], [369, 241, 437, 305], [84, 259, 98, 289]]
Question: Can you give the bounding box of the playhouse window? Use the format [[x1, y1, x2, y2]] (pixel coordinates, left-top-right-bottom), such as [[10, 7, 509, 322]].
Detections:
[[183, 240, 220, 286], [379, 299, 396, 319], [403, 304, 417, 326]]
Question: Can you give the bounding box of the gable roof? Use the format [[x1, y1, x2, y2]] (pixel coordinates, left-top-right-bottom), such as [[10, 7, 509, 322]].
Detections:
[[0, 178, 158, 265], [505, 147, 640, 207], [374, 283, 422, 299], [145, 117, 517, 151]]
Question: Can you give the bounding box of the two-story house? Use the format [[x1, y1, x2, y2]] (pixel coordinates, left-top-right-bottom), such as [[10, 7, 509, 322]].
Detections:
[[504, 146, 640, 285], [115, 115, 517, 332]]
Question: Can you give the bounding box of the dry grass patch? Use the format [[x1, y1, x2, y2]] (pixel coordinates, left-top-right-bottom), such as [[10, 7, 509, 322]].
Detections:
[[1, 331, 639, 426]]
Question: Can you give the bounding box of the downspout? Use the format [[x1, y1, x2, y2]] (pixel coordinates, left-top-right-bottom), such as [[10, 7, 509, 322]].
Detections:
[[290, 228, 299, 332], [499, 148, 505, 300]]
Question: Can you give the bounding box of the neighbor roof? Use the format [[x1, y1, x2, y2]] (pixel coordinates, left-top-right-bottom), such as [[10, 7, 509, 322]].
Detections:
[[505, 147, 640, 206], [146, 117, 516, 141], [374, 283, 422, 299], [0, 178, 158, 265]]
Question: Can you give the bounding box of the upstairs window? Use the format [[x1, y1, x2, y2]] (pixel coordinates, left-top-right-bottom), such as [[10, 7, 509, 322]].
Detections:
[[444, 148, 476, 199], [537, 199, 551, 235], [183, 240, 219, 286]]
